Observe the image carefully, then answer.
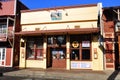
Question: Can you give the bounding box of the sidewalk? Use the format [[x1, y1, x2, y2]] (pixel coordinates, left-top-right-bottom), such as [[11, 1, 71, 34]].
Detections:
[[2, 68, 120, 80]]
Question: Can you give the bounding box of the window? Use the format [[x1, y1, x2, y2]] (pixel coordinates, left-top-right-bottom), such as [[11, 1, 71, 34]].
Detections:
[[82, 49, 90, 60], [81, 41, 91, 60], [0, 24, 7, 34], [70, 35, 91, 61], [52, 48, 66, 59], [47, 35, 66, 46], [71, 49, 79, 60], [26, 37, 43, 60]]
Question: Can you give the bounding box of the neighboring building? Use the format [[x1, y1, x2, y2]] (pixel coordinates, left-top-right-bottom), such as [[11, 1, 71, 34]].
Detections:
[[102, 6, 120, 70], [0, 0, 28, 67], [16, 3, 105, 70]]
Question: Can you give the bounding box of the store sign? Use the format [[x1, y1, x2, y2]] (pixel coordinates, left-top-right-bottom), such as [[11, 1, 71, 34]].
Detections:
[[72, 41, 79, 48], [50, 12, 62, 20], [71, 61, 92, 69], [82, 41, 90, 47]]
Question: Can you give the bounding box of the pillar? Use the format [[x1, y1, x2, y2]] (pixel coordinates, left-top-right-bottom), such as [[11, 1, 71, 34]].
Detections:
[[43, 36, 47, 69], [66, 35, 70, 70], [19, 38, 26, 68]]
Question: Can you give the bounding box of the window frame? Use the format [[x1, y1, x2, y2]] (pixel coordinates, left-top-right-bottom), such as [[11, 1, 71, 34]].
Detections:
[[70, 35, 92, 61], [26, 37, 43, 60], [0, 24, 7, 34]]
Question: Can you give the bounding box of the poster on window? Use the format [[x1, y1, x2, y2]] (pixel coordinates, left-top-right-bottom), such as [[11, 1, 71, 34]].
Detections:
[[71, 61, 92, 69], [82, 41, 90, 48]]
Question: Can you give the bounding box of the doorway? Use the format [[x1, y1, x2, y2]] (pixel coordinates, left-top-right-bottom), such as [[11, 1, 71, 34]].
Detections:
[[47, 47, 66, 68], [47, 35, 66, 69]]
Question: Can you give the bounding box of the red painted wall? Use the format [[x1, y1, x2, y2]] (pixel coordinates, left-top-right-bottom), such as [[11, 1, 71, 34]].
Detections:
[[6, 48, 12, 66], [0, 0, 15, 16], [102, 9, 115, 69]]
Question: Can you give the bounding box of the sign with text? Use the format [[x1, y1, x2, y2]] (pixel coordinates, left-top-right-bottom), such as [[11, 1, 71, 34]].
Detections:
[[82, 41, 90, 48], [71, 61, 92, 69]]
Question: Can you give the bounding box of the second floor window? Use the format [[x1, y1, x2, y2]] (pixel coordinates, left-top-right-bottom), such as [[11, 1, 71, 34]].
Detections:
[[0, 24, 7, 34]]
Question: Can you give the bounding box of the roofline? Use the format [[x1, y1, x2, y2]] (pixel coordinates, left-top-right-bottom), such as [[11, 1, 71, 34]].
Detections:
[[18, 0, 29, 9], [21, 3, 97, 13], [103, 6, 120, 10]]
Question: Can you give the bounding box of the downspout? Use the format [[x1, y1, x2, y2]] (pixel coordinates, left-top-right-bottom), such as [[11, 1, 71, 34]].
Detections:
[[11, 0, 17, 67]]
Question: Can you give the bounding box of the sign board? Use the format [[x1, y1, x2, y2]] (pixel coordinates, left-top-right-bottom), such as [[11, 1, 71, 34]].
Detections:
[[82, 41, 90, 48], [71, 61, 92, 69]]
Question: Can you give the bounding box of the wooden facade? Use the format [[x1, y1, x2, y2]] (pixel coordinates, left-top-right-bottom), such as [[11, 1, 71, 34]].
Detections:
[[17, 3, 105, 71], [0, 0, 28, 67]]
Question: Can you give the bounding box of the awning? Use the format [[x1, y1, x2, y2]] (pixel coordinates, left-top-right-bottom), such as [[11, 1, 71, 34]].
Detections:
[[15, 28, 99, 36]]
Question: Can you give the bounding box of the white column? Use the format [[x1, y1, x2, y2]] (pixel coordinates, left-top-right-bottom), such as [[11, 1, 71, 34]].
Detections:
[[66, 35, 70, 70], [43, 37, 47, 69], [19, 38, 26, 68]]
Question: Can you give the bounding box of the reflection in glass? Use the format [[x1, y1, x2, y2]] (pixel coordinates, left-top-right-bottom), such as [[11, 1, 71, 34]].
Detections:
[[52, 49, 65, 59], [71, 49, 79, 60]]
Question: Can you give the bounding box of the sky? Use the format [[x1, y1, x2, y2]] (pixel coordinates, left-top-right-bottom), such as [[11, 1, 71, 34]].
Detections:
[[20, 0, 120, 9]]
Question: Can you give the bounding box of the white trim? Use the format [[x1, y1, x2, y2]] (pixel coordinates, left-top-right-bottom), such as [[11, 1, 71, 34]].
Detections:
[[10, 48, 13, 67], [14, 0, 17, 15], [0, 48, 6, 67]]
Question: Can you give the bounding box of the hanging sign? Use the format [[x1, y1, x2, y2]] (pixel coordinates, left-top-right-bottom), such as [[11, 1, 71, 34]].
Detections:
[[72, 41, 79, 48]]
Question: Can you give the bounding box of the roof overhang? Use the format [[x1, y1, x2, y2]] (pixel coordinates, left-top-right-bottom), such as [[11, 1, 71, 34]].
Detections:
[[15, 28, 100, 36]]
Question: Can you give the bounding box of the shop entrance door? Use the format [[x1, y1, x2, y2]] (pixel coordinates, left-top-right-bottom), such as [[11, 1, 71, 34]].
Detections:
[[50, 48, 66, 68], [0, 48, 6, 66]]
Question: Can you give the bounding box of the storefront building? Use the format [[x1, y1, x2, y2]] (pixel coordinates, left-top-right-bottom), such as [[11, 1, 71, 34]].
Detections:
[[0, 0, 28, 67], [16, 3, 104, 70]]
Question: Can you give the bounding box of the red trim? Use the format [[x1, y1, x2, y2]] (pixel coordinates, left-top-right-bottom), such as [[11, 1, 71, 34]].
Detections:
[[15, 28, 99, 36]]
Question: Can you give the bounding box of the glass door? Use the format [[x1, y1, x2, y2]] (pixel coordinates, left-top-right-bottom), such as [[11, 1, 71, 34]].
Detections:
[[0, 48, 6, 66]]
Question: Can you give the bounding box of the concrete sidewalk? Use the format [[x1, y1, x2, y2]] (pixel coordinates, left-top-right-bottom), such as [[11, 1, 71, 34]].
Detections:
[[2, 68, 120, 80]]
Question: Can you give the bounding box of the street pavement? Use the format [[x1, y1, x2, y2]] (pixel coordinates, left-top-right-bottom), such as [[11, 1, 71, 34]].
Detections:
[[0, 68, 120, 80]]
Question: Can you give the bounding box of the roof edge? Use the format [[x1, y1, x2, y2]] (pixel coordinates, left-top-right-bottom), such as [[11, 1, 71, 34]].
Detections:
[[21, 3, 97, 13]]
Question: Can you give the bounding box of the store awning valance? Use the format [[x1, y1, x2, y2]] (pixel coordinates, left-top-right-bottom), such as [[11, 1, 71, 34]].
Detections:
[[15, 28, 99, 36]]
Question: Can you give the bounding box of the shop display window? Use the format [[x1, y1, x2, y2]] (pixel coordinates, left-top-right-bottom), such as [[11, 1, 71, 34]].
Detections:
[[26, 37, 43, 60], [71, 49, 79, 60], [47, 35, 66, 46], [82, 49, 90, 60], [52, 48, 66, 59], [70, 35, 91, 61]]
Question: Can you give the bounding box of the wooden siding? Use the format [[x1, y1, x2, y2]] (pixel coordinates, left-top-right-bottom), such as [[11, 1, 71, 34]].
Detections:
[[0, 0, 15, 16]]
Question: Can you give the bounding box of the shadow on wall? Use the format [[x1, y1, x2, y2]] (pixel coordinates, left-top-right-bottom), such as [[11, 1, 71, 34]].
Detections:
[[107, 69, 120, 80], [0, 67, 19, 73]]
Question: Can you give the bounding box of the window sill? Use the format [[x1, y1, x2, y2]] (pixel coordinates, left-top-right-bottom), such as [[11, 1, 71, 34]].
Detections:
[[27, 58, 43, 60], [71, 60, 92, 61]]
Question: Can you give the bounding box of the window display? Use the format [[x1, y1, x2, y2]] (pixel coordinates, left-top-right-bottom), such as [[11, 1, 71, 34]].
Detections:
[[26, 37, 43, 60], [52, 49, 66, 59], [70, 34, 91, 61]]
